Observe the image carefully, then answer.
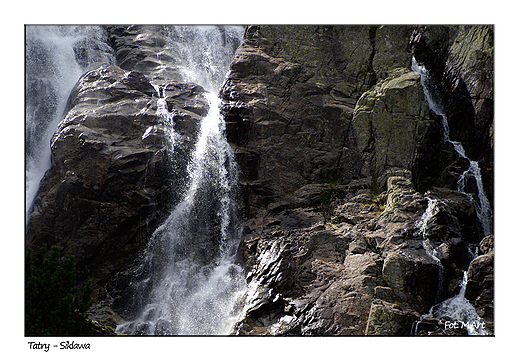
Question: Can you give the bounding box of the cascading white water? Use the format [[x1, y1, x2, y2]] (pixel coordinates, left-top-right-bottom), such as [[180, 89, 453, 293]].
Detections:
[[412, 58, 490, 335], [163, 25, 244, 94], [415, 198, 445, 303], [411, 57, 493, 237], [413, 198, 488, 335], [413, 271, 488, 336], [25, 26, 115, 224], [115, 26, 246, 335]]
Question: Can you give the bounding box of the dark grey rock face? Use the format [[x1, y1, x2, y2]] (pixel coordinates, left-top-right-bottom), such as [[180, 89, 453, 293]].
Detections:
[[26, 64, 208, 304], [222, 25, 493, 335]]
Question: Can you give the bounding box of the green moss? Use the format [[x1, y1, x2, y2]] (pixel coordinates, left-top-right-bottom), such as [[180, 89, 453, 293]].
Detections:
[[365, 302, 400, 335], [382, 255, 405, 291], [311, 188, 333, 212], [370, 177, 380, 195]]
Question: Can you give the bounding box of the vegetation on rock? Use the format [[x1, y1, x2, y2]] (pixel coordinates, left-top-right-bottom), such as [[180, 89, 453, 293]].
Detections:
[[25, 244, 97, 335]]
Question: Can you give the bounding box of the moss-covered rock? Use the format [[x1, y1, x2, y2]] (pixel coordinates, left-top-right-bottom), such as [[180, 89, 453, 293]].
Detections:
[[365, 301, 413, 335], [256, 25, 374, 91], [352, 68, 435, 178], [382, 254, 405, 290]]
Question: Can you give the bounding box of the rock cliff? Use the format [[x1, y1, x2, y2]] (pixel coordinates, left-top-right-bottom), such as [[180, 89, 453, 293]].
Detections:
[[221, 25, 493, 335], [220, 25, 444, 215], [26, 25, 493, 335]]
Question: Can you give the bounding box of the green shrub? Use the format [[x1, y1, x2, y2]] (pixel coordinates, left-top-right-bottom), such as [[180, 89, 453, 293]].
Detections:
[[25, 244, 96, 335]]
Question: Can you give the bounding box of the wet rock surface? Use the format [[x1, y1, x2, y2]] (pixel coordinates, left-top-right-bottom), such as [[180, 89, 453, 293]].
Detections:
[[25, 64, 208, 304]]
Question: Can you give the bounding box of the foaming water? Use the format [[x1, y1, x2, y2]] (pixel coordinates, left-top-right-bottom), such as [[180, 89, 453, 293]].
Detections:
[[115, 26, 246, 335]]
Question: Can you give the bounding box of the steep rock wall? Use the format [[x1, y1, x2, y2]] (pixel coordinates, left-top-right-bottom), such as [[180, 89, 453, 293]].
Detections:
[[220, 25, 424, 217], [410, 25, 494, 202], [223, 25, 493, 335]]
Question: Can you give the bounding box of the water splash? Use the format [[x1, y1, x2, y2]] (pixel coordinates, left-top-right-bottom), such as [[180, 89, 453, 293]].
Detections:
[[414, 272, 488, 335]]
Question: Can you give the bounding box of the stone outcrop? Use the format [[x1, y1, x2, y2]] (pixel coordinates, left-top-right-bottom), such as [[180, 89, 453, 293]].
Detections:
[[352, 68, 438, 179], [221, 25, 419, 216], [26, 64, 208, 301]]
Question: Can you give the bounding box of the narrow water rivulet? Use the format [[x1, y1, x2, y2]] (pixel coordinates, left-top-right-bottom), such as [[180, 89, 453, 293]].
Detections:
[[115, 26, 246, 335], [411, 57, 493, 237], [411, 57, 490, 335]]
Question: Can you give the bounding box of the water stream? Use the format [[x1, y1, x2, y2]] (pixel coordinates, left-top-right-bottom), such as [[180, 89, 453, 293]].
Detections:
[[411, 57, 493, 237], [115, 26, 246, 335], [411, 57, 490, 335], [415, 198, 446, 304]]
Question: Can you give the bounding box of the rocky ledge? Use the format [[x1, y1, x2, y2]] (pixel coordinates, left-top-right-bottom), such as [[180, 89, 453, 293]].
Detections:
[[230, 173, 485, 335]]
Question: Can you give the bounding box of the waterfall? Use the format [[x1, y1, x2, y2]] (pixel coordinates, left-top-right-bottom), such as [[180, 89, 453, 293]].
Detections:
[[411, 57, 492, 237], [410, 58, 491, 335], [413, 198, 488, 335], [115, 26, 246, 335], [25, 25, 115, 224]]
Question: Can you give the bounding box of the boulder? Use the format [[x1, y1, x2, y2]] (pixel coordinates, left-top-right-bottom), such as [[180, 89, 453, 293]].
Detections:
[[465, 235, 494, 334], [382, 250, 439, 311], [26, 64, 207, 301], [365, 300, 419, 335], [352, 68, 437, 179], [106, 25, 186, 86]]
